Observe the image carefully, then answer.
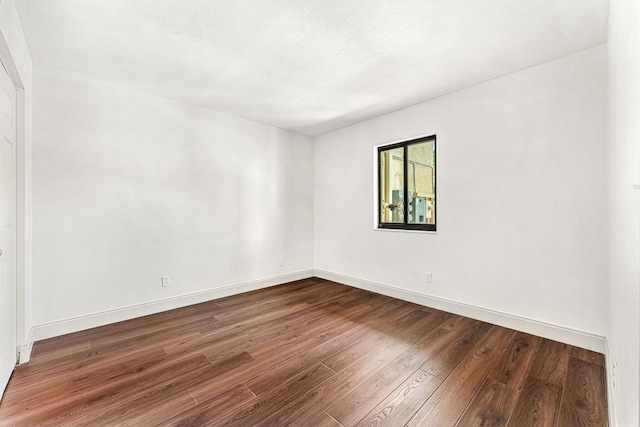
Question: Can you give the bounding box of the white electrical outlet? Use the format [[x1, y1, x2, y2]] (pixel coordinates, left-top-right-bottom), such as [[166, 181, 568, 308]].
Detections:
[[161, 275, 171, 287], [279, 257, 284, 267], [425, 273, 432, 284]]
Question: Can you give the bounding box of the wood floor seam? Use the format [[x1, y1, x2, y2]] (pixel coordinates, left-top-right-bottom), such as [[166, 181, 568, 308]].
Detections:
[[452, 373, 487, 427], [243, 382, 258, 398], [187, 389, 198, 405], [326, 411, 345, 427], [320, 362, 337, 375]]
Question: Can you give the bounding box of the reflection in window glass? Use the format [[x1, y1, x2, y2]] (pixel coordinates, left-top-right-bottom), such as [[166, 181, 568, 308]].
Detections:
[[378, 135, 436, 231], [407, 141, 435, 225]]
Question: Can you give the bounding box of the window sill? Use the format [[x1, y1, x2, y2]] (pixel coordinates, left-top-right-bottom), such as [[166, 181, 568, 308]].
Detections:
[[374, 227, 437, 235]]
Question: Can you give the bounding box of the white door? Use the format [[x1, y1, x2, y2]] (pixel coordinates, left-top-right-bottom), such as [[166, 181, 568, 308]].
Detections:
[[0, 61, 16, 400]]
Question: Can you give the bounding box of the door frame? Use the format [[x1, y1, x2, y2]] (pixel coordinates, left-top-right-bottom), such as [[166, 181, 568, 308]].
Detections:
[[0, 25, 31, 367]]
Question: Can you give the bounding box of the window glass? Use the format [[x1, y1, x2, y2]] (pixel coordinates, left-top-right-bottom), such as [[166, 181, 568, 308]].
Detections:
[[379, 146, 404, 224], [407, 141, 435, 225]]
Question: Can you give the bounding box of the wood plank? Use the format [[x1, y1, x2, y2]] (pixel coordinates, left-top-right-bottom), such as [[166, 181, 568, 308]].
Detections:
[[557, 358, 608, 427], [255, 323, 453, 426], [527, 338, 571, 387], [322, 308, 444, 373], [187, 332, 357, 404], [4, 331, 203, 399], [452, 333, 539, 426], [1, 353, 213, 425], [244, 327, 367, 397], [254, 339, 418, 427], [486, 331, 541, 390], [72, 353, 255, 426], [570, 347, 605, 366], [353, 369, 441, 427], [244, 300, 372, 360], [156, 384, 256, 427], [0, 349, 171, 418], [506, 378, 562, 427], [308, 411, 344, 427], [420, 318, 492, 379], [115, 391, 197, 427], [244, 303, 415, 396], [216, 362, 336, 427], [326, 317, 460, 426], [406, 326, 516, 426], [455, 378, 520, 427]]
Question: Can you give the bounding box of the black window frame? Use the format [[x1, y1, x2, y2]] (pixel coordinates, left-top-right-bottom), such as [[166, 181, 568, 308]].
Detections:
[[377, 135, 436, 232]]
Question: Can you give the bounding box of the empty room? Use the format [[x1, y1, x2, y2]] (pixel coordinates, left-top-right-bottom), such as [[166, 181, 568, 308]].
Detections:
[[0, 0, 637, 426]]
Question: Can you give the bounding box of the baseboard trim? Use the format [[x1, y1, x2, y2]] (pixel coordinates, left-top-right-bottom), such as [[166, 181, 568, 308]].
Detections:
[[34, 269, 315, 341], [315, 269, 606, 353], [604, 338, 617, 427], [17, 327, 34, 364]]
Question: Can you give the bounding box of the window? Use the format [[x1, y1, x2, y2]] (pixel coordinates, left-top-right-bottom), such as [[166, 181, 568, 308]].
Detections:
[[378, 135, 436, 231]]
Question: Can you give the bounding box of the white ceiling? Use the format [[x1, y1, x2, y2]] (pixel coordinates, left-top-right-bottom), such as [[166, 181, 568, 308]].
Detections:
[[15, 0, 609, 136]]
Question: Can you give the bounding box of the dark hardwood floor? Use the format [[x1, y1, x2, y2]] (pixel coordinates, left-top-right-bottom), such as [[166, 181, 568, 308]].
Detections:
[[0, 278, 608, 426]]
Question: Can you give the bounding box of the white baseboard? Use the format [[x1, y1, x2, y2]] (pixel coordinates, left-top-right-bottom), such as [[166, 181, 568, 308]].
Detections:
[[34, 269, 314, 341], [32, 267, 606, 352], [604, 338, 617, 427], [315, 269, 606, 353], [17, 327, 34, 364]]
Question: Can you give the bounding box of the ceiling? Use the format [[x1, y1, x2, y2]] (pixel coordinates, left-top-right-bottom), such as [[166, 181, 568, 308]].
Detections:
[[15, 0, 609, 136]]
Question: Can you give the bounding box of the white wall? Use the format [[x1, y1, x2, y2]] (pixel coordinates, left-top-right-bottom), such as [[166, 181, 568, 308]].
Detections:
[[607, 0, 640, 425], [315, 46, 608, 347], [32, 65, 314, 332], [0, 0, 33, 359]]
